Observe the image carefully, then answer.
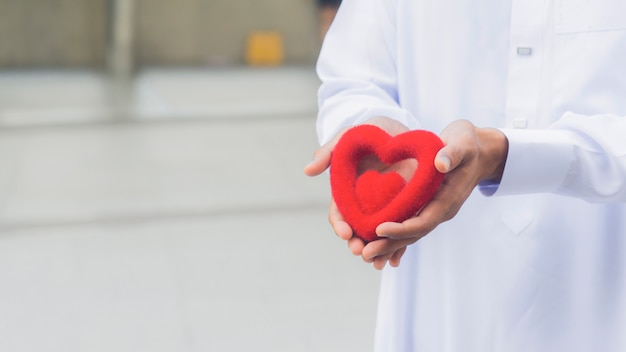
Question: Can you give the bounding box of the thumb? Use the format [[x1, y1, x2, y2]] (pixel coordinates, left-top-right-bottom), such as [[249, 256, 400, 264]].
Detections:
[[304, 128, 348, 176], [435, 119, 477, 174], [434, 147, 458, 174], [304, 146, 332, 176]]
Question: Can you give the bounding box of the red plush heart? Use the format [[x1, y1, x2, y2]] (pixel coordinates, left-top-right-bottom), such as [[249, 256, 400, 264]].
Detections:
[[355, 170, 406, 214], [330, 125, 445, 242]]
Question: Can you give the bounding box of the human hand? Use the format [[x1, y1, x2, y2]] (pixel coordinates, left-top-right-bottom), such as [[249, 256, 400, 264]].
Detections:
[[304, 117, 412, 262], [361, 119, 508, 269]]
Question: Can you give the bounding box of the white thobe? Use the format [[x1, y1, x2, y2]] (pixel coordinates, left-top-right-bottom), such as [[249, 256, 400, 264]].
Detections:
[[316, 0, 626, 351]]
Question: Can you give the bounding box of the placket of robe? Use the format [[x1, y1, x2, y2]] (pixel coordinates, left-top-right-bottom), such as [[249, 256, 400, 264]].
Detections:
[[501, 0, 547, 235]]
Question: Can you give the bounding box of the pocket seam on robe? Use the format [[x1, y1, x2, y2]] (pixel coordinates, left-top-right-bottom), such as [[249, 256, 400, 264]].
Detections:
[[501, 195, 536, 236], [555, 0, 626, 34]]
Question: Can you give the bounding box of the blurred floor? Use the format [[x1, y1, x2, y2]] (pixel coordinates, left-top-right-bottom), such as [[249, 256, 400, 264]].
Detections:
[[0, 67, 380, 352]]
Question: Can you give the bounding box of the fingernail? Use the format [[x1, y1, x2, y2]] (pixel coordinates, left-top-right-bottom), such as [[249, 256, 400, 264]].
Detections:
[[437, 155, 451, 171]]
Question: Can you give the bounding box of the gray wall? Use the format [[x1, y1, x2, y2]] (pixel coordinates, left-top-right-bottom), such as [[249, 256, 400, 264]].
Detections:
[[0, 0, 319, 68], [136, 0, 319, 66], [0, 0, 107, 67]]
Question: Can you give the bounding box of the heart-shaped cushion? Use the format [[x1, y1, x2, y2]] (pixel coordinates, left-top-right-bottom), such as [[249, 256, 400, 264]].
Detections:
[[355, 170, 406, 214], [330, 125, 444, 242]]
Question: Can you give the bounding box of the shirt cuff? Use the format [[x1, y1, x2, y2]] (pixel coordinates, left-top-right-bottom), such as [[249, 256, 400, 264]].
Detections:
[[489, 128, 575, 196]]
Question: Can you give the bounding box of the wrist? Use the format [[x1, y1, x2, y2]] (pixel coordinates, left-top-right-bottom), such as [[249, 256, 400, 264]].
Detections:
[[476, 127, 509, 183]]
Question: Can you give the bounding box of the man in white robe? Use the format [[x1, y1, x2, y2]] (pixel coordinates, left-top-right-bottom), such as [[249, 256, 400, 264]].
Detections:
[[305, 0, 626, 351]]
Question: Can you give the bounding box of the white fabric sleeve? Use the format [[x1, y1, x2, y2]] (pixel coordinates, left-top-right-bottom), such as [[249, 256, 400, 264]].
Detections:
[[494, 111, 626, 202], [316, 0, 418, 146]]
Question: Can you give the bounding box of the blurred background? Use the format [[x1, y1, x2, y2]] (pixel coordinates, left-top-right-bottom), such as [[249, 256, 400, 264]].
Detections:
[[0, 1, 380, 351]]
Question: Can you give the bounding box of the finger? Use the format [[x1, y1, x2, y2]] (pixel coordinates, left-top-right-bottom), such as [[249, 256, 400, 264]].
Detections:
[[305, 127, 351, 177], [389, 247, 407, 267], [435, 143, 472, 174], [304, 146, 332, 176], [362, 238, 415, 262], [348, 237, 365, 256], [329, 200, 353, 240], [434, 149, 452, 173], [370, 243, 410, 270], [376, 195, 454, 241], [376, 218, 432, 241], [373, 255, 392, 270], [435, 120, 478, 173], [377, 172, 471, 241]]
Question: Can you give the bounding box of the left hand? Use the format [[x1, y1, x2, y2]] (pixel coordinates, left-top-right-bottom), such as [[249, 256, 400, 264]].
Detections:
[[362, 119, 509, 270], [304, 117, 413, 265]]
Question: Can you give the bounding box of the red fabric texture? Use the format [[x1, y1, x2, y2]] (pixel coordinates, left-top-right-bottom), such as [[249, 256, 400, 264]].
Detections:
[[330, 125, 445, 242]]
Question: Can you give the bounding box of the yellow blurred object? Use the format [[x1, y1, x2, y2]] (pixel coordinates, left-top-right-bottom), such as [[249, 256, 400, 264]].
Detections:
[[245, 31, 284, 66]]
